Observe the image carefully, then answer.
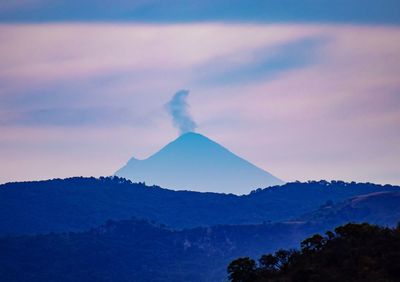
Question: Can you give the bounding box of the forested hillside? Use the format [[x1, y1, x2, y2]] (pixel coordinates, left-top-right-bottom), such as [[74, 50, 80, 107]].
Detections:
[[1, 177, 398, 235], [1, 190, 399, 282]]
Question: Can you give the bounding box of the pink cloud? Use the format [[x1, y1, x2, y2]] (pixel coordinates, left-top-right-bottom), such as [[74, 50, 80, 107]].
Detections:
[[0, 24, 322, 83]]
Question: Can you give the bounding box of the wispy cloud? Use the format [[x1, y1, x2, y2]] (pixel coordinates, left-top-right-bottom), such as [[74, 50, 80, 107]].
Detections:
[[0, 106, 150, 127], [194, 35, 328, 86], [0, 24, 321, 84]]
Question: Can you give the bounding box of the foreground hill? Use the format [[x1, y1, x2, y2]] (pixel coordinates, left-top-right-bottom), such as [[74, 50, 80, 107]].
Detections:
[[0, 177, 399, 235], [0, 219, 311, 282], [1, 191, 399, 282], [116, 132, 283, 194]]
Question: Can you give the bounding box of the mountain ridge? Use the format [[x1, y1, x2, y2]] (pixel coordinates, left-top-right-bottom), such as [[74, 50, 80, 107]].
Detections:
[[298, 191, 400, 226], [1, 177, 399, 235]]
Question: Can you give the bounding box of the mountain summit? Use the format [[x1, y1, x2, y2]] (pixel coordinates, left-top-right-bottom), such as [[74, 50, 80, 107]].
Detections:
[[115, 132, 283, 194]]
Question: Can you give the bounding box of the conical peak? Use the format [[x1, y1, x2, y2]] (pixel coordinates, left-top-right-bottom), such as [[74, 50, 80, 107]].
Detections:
[[180, 131, 197, 136], [178, 131, 206, 139], [175, 132, 211, 142], [166, 132, 223, 151]]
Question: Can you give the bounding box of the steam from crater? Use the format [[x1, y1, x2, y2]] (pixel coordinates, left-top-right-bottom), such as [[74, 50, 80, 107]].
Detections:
[[166, 90, 197, 135]]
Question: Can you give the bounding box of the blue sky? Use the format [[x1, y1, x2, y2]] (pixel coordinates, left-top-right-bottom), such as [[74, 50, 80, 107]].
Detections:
[[1, 0, 400, 24], [0, 1, 399, 187]]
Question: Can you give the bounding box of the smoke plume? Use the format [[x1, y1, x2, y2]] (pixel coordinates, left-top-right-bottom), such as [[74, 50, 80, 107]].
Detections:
[[166, 90, 197, 134]]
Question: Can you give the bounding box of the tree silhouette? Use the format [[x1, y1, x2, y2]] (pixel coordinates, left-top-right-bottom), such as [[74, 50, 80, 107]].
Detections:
[[227, 257, 257, 282], [227, 222, 400, 282]]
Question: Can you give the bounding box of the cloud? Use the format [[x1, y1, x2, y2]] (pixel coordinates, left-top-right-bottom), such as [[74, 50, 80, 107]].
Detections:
[[0, 23, 323, 120], [166, 90, 197, 134], [0, 23, 321, 85], [194, 35, 327, 86], [0, 107, 147, 127]]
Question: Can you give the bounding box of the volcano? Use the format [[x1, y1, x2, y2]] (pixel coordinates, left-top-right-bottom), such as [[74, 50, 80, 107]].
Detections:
[[115, 132, 283, 194]]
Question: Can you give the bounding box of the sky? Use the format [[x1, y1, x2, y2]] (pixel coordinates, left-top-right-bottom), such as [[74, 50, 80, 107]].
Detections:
[[0, 0, 399, 186]]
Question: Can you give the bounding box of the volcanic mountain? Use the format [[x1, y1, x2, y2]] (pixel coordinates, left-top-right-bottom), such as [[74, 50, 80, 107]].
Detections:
[[115, 132, 283, 194]]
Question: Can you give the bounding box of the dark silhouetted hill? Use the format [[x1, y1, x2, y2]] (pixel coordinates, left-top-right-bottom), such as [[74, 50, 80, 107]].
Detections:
[[1, 196, 400, 282], [0, 177, 399, 235], [298, 191, 400, 227], [0, 219, 313, 282], [1, 186, 400, 282]]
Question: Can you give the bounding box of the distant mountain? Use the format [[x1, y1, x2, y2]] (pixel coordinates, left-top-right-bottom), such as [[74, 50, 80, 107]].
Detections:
[[115, 132, 283, 194], [1, 177, 399, 235]]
